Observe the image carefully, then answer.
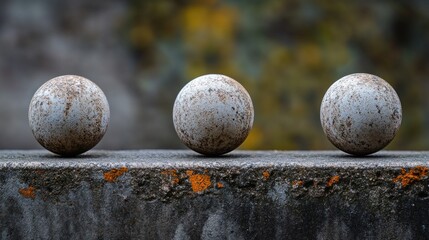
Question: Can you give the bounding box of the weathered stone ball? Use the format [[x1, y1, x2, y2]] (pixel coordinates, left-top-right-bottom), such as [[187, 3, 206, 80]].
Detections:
[[320, 73, 402, 156], [173, 74, 254, 156], [29, 75, 110, 156]]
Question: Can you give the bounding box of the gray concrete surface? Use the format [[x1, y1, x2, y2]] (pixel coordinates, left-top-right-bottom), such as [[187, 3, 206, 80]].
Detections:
[[1, 150, 429, 240]]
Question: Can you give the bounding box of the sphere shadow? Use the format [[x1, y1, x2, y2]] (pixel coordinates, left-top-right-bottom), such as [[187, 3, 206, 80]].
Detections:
[[327, 152, 419, 159], [184, 153, 254, 160], [41, 152, 108, 159]]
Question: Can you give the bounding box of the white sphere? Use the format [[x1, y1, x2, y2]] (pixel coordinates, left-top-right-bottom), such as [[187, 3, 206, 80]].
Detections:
[[173, 74, 254, 156], [320, 73, 402, 156], [29, 75, 110, 156]]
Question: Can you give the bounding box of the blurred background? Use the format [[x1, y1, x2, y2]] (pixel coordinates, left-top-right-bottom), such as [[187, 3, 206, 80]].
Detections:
[[1, 0, 429, 151]]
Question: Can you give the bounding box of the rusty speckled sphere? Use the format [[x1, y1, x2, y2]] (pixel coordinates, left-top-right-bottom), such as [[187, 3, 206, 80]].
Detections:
[[320, 73, 402, 156], [29, 75, 110, 156], [173, 74, 254, 156]]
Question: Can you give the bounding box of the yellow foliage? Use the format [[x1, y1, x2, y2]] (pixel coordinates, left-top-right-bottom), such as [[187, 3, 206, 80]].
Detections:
[[181, 3, 237, 48], [241, 126, 264, 149], [297, 43, 322, 68], [182, 6, 209, 35], [129, 24, 154, 48]]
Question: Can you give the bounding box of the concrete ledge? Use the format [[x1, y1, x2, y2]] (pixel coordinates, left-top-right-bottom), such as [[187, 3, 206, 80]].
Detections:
[[1, 150, 429, 239]]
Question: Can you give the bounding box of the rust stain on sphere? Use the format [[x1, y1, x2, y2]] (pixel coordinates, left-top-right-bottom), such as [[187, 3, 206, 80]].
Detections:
[[320, 73, 402, 156], [29, 75, 110, 156], [173, 74, 254, 156]]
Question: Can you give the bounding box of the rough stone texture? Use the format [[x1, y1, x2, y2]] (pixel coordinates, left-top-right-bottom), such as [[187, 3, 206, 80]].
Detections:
[[29, 75, 110, 156], [173, 74, 254, 156], [320, 73, 402, 156], [1, 150, 429, 240]]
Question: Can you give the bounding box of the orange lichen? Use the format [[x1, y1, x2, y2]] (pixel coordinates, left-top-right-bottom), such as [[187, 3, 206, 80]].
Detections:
[[327, 175, 340, 187], [262, 171, 270, 180], [19, 186, 36, 199], [186, 170, 194, 176], [161, 169, 179, 185], [103, 167, 128, 183], [292, 180, 304, 187], [217, 182, 224, 189], [187, 170, 211, 193], [393, 166, 429, 188]]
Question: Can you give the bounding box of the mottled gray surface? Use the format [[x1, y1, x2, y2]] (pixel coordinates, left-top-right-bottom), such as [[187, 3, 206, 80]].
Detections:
[[1, 150, 429, 240], [320, 73, 402, 156], [173, 74, 254, 156], [29, 75, 110, 156]]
